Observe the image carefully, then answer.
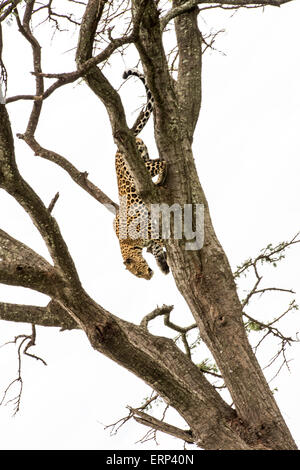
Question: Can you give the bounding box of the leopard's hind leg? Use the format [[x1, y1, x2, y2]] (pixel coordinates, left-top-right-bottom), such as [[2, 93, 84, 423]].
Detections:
[[147, 241, 169, 275]]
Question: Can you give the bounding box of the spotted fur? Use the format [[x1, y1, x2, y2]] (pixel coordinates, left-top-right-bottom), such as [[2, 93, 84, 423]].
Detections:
[[123, 68, 154, 135], [114, 69, 169, 279]]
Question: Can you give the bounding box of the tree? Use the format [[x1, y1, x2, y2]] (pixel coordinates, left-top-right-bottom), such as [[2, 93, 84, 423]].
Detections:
[[0, 0, 299, 450]]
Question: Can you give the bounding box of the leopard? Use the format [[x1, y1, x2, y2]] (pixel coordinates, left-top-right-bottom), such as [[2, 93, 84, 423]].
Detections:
[[114, 68, 169, 280]]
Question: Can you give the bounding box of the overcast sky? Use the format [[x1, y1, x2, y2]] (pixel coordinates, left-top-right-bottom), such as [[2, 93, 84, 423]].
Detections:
[[0, 1, 299, 450]]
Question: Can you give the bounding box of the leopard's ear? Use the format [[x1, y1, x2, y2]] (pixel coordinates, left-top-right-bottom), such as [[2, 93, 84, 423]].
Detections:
[[124, 258, 133, 265]]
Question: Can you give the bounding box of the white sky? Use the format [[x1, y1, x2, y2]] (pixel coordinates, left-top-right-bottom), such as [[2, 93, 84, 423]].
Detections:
[[0, 1, 300, 450]]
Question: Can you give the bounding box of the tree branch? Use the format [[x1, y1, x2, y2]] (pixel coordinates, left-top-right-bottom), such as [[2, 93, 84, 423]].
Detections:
[[133, 0, 178, 125], [0, 300, 79, 330], [161, 0, 293, 28], [202, 0, 292, 5], [131, 408, 195, 443], [0, 0, 23, 22], [0, 103, 81, 287], [15, 2, 44, 137], [0, 229, 63, 295], [140, 304, 174, 329], [0, 324, 47, 415], [1, 4, 118, 214], [16, 134, 118, 214]]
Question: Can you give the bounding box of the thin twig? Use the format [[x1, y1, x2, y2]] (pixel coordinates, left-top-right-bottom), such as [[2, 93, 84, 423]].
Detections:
[[0, 324, 46, 415]]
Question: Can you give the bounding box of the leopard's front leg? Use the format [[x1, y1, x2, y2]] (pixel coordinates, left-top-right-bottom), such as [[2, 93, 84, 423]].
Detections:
[[145, 160, 167, 186]]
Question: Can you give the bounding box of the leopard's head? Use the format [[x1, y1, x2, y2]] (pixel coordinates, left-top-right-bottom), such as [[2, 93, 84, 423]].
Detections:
[[123, 248, 153, 280]]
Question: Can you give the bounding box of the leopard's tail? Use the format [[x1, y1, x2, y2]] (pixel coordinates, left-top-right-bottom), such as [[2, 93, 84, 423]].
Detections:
[[123, 68, 154, 136]]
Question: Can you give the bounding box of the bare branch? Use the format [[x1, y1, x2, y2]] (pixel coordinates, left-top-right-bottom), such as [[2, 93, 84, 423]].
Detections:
[[0, 300, 79, 330], [22, 27, 137, 101], [16, 134, 118, 213], [0, 103, 82, 286], [0, 0, 23, 22], [47, 192, 60, 213], [0, 23, 7, 99], [5, 94, 40, 104], [234, 234, 300, 315], [161, 0, 293, 29], [0, 324, 46, 415], [0, 229, 63, 295], [244, 301, 299, 344], [14, 3, 44, 137], [202, 0, 292, 5], [140, 304, 174, 329], [164, 313, 197, 335], [104, 392, 160, 436], [131, 408, 194, 444], [104, 390, 195, 446], [140, 304, 198, 359], [234, 233, 300, 279]]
